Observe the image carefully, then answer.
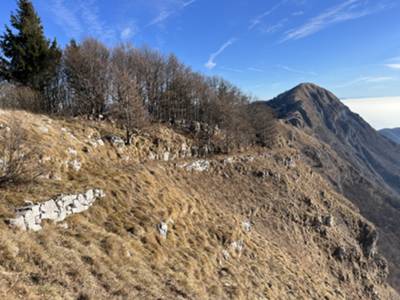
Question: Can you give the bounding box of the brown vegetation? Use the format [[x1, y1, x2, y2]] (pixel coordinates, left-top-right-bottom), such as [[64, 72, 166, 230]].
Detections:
[[0, 119, 43, 187], [0, 109, 397, 299]]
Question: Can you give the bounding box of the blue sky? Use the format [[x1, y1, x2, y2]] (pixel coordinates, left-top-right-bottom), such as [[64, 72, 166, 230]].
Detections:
[[1, 0, 400, 101]]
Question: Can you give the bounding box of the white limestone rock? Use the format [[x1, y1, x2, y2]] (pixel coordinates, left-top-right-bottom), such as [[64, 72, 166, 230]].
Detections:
[[69, 159, 81, 171], [179, 160, 210, 172], [104, 135, 125, 148], [242, 220, 252, 232], [231, 240, 244, 253], [67, 148, 77, 156], [8, 215, 26, 231], [40, 200, 59, 220], [9, 189, 105, 231], [222, 249, 230, 260], [163, 152, 170, 161], [158, 222, 168, 238], [39, 126, 49, 133]]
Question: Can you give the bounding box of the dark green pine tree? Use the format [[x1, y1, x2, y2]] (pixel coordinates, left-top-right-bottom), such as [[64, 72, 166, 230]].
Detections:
[[0, 0, 61, 91]]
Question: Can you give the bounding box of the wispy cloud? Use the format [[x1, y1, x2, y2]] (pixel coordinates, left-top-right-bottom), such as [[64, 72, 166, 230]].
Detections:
[[335, 76, 396, 88], [220, 66, 243, 73], [79, 0, 115, 41], [277, 64, 317, 76], [292, 11, 304, 16], [48, 0, 118, 42], [148, 10, 173, 26], [386, 64, 400, 70], [147, 0, 196, 27], [261, 18, 288, 34], [183, 0, 196, 7], [249, 1, 286, 30], [283, 0, 388, 41], [248, 67, 264, 72], [49, 0, 83, 38], [205, 38, 237, 70], [120, 26, 137, 40]]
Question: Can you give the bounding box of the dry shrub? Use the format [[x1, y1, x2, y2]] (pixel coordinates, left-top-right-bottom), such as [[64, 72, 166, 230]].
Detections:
[[0, 83, 42, 113], [0, 120, 44, 187]]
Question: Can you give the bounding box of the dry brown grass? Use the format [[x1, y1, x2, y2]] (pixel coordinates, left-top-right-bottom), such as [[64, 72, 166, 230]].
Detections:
[[0, 109, 397, 299]]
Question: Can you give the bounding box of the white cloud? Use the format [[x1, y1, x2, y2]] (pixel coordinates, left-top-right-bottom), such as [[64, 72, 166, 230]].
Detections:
[[343, 97, 400, 129], [292, 11, 304, 16], [335, 76, 396, 88], [283, 0, 387, 41], [249, 1, 286, 30], [220, 66, 243, 73], [148, 10, 173, 26], [248, 67, 264, 72], [49, 0, 83, 37], [261, 18, 288, 34], [277, 64, 317, 76], [386, 64, 400, 70], [205, 38, 237, 70], [120, 26, 136, 40], [182, 0, 196, 8], [79, 0, 115, 41], [147, 0, 196, 27]]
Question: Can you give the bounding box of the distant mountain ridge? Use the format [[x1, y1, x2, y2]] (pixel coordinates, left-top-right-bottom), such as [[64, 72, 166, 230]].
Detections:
[[380, 128, 400, 144], [265, 83, 400, 292]]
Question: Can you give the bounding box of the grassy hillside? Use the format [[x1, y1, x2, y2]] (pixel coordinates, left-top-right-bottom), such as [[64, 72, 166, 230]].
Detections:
[[0, 109, 397, 299]]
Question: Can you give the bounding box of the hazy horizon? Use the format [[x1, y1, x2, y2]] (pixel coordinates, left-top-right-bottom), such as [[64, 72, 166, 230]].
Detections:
[[343, 96, 400, 130]]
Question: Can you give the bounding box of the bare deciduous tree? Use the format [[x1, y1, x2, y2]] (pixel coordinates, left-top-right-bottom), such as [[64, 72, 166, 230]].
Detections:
[[110, 45, 148, 144], [64, 38, 110, 117], [0, 120, 44, 187], [0, 83, 42, 113]]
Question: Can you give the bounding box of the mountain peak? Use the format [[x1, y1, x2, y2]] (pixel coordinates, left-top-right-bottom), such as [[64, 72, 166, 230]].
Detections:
[[267, 83, 345, 130], [293, 82, 324, 91]]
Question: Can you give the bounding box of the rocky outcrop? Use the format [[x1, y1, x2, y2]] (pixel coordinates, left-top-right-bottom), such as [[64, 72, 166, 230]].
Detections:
[[8, 189, 105, 231], [178, 160, 210, 172]]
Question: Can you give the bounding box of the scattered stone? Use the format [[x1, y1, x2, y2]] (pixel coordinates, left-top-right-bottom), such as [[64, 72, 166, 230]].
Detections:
[[88, 138, 105, 148], [191, 146, 199, 158], [224, 157, 234, 165], [231, 240, 244, 253], [358, 221, 378, 258], [163, 152, 170, 161], [158, 222, 168, 238], [323, 215, 334, 227], [179, 160, 210, 172], [222, 249, 230, 260], [69, 159, 81, 172], [39, 126, 49, 133], [333, 246, 346, 261], [58, 223, 69, 230], [242, 220, 252, 232], [180, 143, 190, 158], [103, 135, 125, 148], [8, 189, 105, 231], [148, 152, 156, 160], [67, 148, 77, 156], [284, 157, 296, 168], [253, 170, 268, 178]]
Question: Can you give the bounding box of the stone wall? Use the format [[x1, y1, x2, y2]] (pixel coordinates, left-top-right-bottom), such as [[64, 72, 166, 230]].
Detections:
[[8, 189, 105, 231]]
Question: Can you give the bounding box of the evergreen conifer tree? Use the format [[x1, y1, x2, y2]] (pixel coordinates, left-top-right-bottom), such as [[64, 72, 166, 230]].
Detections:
[[0, 0, 61, 90]]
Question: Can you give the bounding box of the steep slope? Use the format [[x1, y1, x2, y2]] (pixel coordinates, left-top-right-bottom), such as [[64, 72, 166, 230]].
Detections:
[[267, 83, 400, 292], [380, 128, 400, 144], [0, 109, 398, 299]]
